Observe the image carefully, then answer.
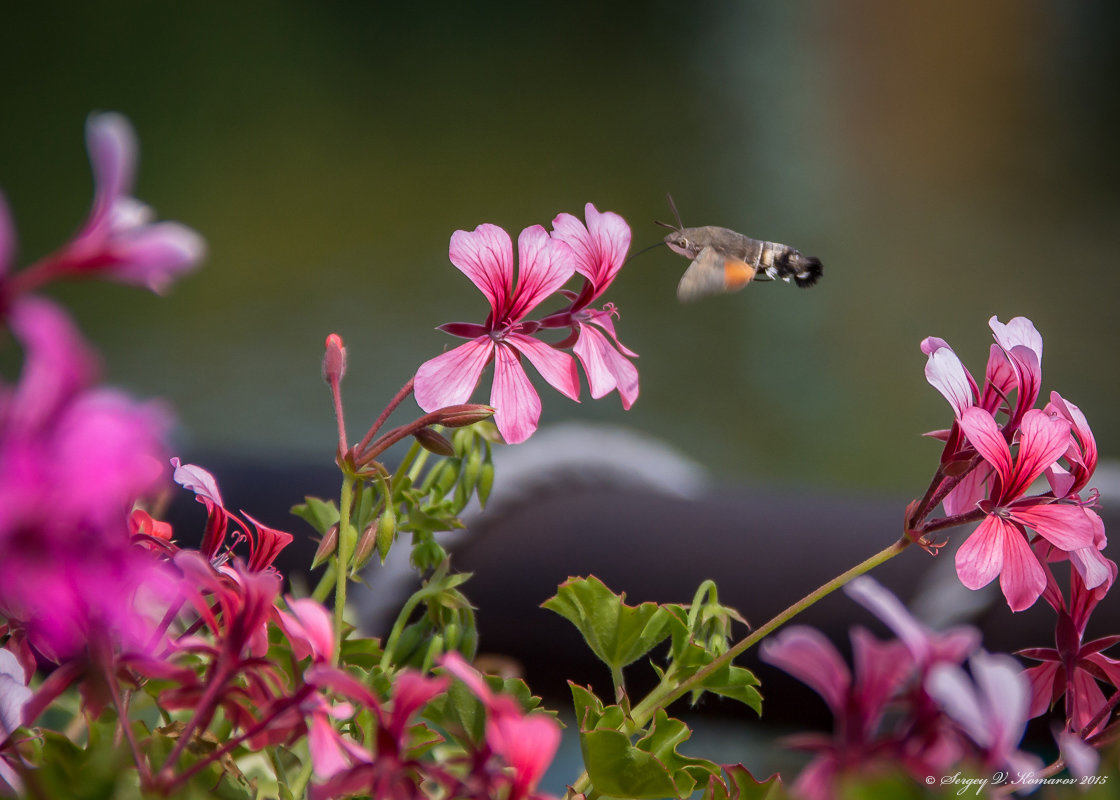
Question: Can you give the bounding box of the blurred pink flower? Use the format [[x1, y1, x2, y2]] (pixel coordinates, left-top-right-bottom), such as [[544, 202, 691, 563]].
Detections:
[[760, 626, 913, 800], [1, 114, 204, 302], [926, 651, 1043, 778], [548, 203, 638, 409], [414, 223, 579, 444], [955, 407, 1098, 611], [0, 297, 172, 661], [56, 113, 204, 293]]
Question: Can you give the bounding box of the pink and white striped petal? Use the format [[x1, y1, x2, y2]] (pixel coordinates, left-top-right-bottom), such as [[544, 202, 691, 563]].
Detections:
[[508, 225, 575, 321], [506, 332, 580, 402], [490, 344, 543, 444], [414, 338, 494, 412], [572, 324, 638, 409], [449, 224, 515, 317]]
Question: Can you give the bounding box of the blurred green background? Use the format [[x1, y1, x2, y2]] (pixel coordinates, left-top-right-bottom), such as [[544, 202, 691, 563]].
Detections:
[[2, 1, 1117, 490]]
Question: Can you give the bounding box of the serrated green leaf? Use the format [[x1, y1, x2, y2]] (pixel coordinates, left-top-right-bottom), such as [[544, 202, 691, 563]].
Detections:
[[290, 496, 340, 535], [703, 764, 785, 800], [543, 576, 673, 672], [580, 728, 681, 799], [696, 665, 763, 714]]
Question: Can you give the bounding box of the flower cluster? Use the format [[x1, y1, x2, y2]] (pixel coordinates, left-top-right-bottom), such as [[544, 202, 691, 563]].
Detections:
[[414, 203, 638, 443], [915, 317, 1106, 611], [0, 113, 205, 670], [762, 577, 1041, 799]]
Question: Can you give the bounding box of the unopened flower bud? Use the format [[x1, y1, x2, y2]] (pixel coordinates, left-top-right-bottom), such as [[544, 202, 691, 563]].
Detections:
[[413, 427, 456, 457], [322, 333, 347, 384], [311, 524, 339, 568], [436, 404, 495, 428], [353, 519, 379, 570], [376, 504, 397, 563]]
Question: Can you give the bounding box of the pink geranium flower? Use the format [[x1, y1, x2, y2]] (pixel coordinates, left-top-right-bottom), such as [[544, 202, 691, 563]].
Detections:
[[0, 297, 173, 661], [954, 407, 1098, 611], [921, 316, 1044, 515], [547, 203, 639, 408], [1021, 558, 1120, 735], [414, 223, 580, 444], [760, 626, 913, 800], [1, 114, 204, 302], [926, 651, 1043, 778]]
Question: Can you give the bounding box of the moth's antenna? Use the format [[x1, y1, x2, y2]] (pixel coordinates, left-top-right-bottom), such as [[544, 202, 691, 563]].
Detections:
[[666, 192, 683, 229]]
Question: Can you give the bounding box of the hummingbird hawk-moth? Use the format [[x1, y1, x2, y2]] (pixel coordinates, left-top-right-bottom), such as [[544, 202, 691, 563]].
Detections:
[[657, 196, 823, 302]]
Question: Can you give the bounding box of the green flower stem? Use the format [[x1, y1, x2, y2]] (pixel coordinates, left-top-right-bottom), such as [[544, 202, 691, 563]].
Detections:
[[311, 561, 337, 604], [334, 474, 358, 664], [630, 535, 913, 726]]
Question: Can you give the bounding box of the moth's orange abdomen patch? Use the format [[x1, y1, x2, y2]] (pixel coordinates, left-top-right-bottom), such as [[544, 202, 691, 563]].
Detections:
[[722, 259, 757, 290]]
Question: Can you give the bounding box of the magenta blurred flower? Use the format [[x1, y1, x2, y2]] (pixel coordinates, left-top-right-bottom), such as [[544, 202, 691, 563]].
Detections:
[[547, 203, 639, 408], [760, 626, 913, 800], [414, 223, 580, 443], [0, 297, 173, 660], [55, 113, 204, 293], [845, 577, 979, 670], [954, 407, 1098, 611], [926, 651, 1043, 778]]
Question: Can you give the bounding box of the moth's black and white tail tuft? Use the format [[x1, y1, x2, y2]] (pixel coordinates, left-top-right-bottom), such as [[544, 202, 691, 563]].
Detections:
[[794, 256, 823, 288]]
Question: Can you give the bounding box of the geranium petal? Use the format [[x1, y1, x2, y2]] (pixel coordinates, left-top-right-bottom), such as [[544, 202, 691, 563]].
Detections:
[[0, 192, 14, 277], [955, 515, 1010, 591], [110, 222, 206, 294], [997, 526, 1047, 612], [0, 648, 31, 739], [552, 203, 631, 292], [85, 112, 137, 227], [508, 225, 575, 321], [970, 651, 1031, 750], [389, 673, 450, 740], [449, 224, 514, 316], [943, 463, 991, 516], [845, 577, 930, 662], [927, 663, 989, 747], [490, 344, 542, 444], [923, 342, 975, 418], [1022, 661, 1060, 719], [414, 338, 494, 412], [308, 713, 351, 778], [170, 458, 224, 506], [571, 324, 639, 408], [760, 626, 850, 713], [989, 316, 1043, 365], [1007, 503, 1097, 552], [6, 297, 100, 432], [1006, 409, 1072, 499], [958, 407, 1013, 489], [506, 332, 580, 402]]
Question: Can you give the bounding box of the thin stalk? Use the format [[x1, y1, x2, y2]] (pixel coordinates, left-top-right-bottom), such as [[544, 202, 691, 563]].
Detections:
[[334, 475, 358, 664], [355, 377, 415, 457]]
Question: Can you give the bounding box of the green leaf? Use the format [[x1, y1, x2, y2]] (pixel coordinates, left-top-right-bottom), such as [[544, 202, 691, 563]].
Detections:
[[543, 576, 673, 672], [703, 764, 786, 800], [580, 728, 680, 799], [696, 664, 762, 714], [290, 496, 339, 535]]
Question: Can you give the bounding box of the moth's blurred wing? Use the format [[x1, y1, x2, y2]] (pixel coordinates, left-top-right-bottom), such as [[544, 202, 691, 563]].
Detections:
[[676, 246, 757, 302]]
